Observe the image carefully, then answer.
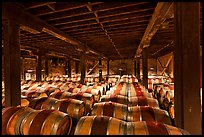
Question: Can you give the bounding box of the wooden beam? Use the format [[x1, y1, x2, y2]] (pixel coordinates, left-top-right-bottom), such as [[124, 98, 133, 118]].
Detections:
[[160, 53, 173, 75], [87, 62, 99, 75], [36, 54, 42, 81], [99, 58, 102, 82], [4, 20, 21, 107], [80, 52, 86, 84], [47, 4, 56, 11], [174, 2, 201, 134], [142, 47, 148, 89], [135, 2, 173, 58], [25, 2, 56, 10], [2, 2, 105, 58], [86, 2, 121, 58]]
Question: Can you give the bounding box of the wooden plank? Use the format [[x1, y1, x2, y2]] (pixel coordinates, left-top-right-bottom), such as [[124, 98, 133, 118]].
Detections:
[[174, 2, 201, 134], [135, 2, 173, 58], [3, 20, 21, 107]]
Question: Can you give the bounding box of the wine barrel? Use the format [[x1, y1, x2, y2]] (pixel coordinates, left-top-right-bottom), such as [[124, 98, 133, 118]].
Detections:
[[68, 87, 80, 93], [28, 97, 58, 110], [90, 102, 128, 121], [126, 121, 190, 135], [2, 106, 25, 135], [53, 98, 85, 119], [100, 94, 128, 105], [84, 88, 101, 102], [44, 87, 61, 96], [74, 116, 126, 135], [127, 106, 172, 125], [28, 97, 48, 109], [40, 97, 59, 110], [128, 97, 159, 108], [70, 92, 94, 115], [21, 96, 30, 106], [49, 91, 72, 99], [20, 109, 72, 135], [4, 107, 35, 135], [25, 90, 48, 99]]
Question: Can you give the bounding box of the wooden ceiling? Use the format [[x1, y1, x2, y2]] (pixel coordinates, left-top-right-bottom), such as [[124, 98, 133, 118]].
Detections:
[[2, 2, 202, 61]]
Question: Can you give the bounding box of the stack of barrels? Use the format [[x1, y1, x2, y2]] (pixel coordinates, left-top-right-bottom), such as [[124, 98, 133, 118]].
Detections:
[[2, 75, 187, 135], [73, 76, 190, 135]]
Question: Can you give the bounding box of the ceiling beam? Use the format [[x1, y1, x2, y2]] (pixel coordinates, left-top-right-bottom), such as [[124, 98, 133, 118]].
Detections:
[[2, 2, 105, 58], [135, 2, 173, 58], [86, 2, 122, 58], [24, 2, 56, 10]]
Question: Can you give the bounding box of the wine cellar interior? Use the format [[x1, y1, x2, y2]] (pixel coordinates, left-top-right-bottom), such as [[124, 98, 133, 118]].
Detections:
[[2, 2, 202, 135]]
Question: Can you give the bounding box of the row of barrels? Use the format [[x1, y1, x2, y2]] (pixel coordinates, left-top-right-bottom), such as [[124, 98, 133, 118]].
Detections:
[[73, 80, 190, 135], [44, 74, 120, 84], [74, 116, 189, 135]]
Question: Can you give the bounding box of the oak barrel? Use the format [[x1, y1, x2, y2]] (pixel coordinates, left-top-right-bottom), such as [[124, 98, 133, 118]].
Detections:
[[128, 97, 159, 108], [20, 109, 72, 135], [74, 116, 127, 135], [126, 121, 190, 135], [49, 91, 72, 99], [5, 107, 35, 135], [53, 98, 85, 119], [127, 106, 172, 125], [100, 94, 128, 105], [90, 102, 128, 121], [70, 92, 94, 115]]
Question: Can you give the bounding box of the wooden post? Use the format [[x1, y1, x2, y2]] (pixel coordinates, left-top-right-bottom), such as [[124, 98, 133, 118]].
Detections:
[[75, 61, 79, 74], [20, 57, 25, 80], [67, 60, 71, 77], [80, 52, 86, 84], [142, 47, 148, 89], [45, 56, 49, 78], [99, 58, 102, 83], [134, 59, 136, 77], [174, 2, 201, 134], [156, 58, 158, 75], [136, 57, 141, 81], [3, 19, 21, 107], [36, 54, 42, 81], [107, 59, 110, 76]]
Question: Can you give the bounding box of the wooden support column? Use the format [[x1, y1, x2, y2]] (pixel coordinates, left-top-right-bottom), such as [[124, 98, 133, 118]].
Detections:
[[80, 52, 86, 84], [66, 60, 71, 77], [75, 61, 79, 74], [20, 57, 25, 80], [156, 58, 158, 75], [106, 59, 110, 81], [174, 2, 201, 134], [36, 54, 42, 81], [99, 58, 102, 83], [4, 20, 21, 107], [136, 57, 141, 81], [45, 56, 49, 78], [142, 47, 148, 89], [134, 59, 136, 77]]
